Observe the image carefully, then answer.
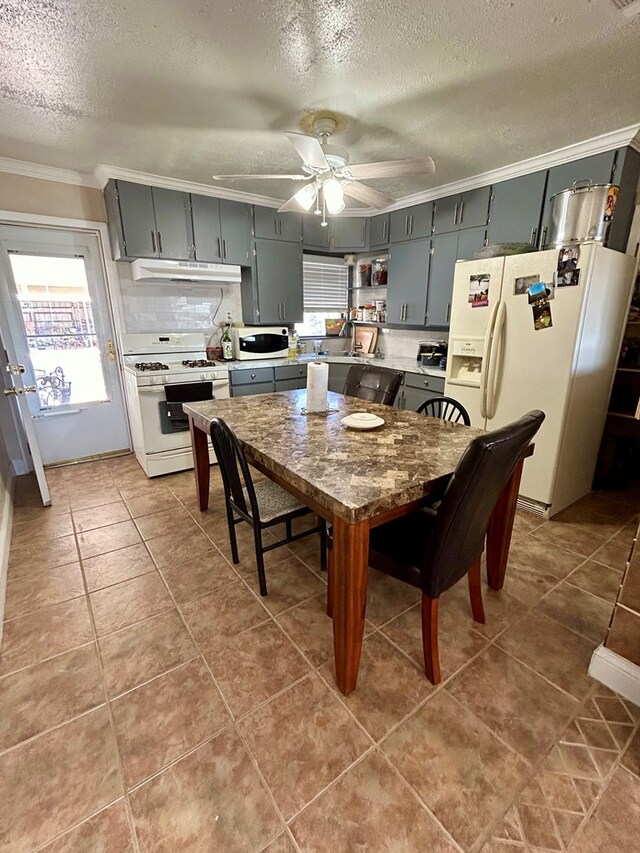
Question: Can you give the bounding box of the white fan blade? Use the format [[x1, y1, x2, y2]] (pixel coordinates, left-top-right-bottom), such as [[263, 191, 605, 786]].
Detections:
[[285, 132, 329, 171], [343, 181, 395, 209], [278, 195, 306, 213], [348, 157, 435, 179], [211, 173, 308, 180]]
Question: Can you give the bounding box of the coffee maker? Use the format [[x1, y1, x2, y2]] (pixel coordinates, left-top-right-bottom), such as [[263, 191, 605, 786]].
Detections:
[[417, 340, 448, 367]]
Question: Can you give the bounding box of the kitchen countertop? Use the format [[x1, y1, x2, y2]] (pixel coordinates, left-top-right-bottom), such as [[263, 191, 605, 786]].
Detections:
[[184, 389, 479, 523], [226, 354, 447, 379]]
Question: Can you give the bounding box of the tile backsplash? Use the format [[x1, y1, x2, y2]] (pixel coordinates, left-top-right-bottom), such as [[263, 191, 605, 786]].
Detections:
[[380, 328, 449, 358], [117, 263, 243, 347]]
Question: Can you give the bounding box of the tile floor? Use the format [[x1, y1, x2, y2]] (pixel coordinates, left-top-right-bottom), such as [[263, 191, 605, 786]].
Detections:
[[0, 454, 639, 852]]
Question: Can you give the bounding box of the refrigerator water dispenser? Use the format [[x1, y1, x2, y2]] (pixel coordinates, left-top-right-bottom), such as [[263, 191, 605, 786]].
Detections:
[[447, 337, 485, 387]]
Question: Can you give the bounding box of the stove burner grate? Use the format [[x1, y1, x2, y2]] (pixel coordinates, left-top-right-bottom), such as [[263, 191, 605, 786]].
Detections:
[[135, 362, 169, 371], [181, 359, 217, 368]]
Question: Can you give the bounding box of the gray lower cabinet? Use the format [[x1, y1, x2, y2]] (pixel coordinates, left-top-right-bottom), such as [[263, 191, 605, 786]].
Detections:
[[190, 196, 251, 264], [369, 214, 390, 249], [332, 218, 368, 250], [241, 239, 303, 325], [105, 180, 190, 260], [274, 363, 307, 391], [328, 363, 351, 393], [433, 187, 491, 235], [487, 172, 547, 246], [253, 207, 302, 242], [389, 203, 432, 242], [387, 239, 430, 325], [229, 366, 275, 397], [397, 373, 445, 411]]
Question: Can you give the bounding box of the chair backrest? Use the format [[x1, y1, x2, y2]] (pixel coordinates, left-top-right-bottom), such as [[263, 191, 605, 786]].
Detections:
[[417, 395, 471, 426], [343, 364, 403, 405], [422, 410, 545, 597], [209, 417, 259, 523]]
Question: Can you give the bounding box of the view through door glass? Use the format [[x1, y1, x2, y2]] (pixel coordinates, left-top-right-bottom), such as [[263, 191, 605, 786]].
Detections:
[[8, 253, 109, 409]]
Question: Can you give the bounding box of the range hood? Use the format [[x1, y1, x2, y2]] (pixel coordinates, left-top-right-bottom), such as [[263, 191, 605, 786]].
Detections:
[[130, 258, 241, 283]]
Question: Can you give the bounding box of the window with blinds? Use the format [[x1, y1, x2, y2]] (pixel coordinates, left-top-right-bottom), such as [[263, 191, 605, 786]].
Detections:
[[295, 255, 349, 337]]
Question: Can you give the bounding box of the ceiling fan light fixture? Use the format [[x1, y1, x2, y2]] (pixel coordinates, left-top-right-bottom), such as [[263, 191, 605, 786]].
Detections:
[[323, 177, 345, 215], [293, 182, 317, 211]]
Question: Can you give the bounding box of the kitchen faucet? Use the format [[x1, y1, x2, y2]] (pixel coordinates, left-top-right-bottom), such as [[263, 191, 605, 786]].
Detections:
[[338, 319, 362, 356]]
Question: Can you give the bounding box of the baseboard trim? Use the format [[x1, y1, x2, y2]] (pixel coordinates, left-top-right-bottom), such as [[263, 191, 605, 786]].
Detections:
[[0, 466, 16, 646], [589, 644, 640, 707]]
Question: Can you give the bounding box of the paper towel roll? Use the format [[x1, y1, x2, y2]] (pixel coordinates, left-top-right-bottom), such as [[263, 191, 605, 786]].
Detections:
[[306, 361, 329, 412]]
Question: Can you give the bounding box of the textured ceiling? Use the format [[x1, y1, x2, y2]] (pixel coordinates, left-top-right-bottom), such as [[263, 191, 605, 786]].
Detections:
[[1, 0, 640, 204]]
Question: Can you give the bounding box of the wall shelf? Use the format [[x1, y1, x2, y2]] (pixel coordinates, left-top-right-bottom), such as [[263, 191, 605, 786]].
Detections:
[[616, 367, 640, 373], [349, 284, 389, 291]]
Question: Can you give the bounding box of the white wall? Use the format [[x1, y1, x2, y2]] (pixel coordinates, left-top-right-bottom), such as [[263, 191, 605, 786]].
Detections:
[[116, 262, 243, 348]]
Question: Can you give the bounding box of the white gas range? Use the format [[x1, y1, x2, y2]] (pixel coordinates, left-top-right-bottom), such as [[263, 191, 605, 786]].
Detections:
[[121, 332, 230, 477]]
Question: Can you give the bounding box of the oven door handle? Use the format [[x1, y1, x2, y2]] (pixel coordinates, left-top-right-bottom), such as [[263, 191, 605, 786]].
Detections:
[[138, 386, 166, 394]]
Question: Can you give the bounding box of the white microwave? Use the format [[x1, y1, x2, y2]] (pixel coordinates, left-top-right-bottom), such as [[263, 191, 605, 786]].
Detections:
[[231, 326, 289, 360]]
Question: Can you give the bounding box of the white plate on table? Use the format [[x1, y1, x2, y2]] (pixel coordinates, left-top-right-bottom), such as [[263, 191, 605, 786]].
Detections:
[[341, 412, 385, 431]]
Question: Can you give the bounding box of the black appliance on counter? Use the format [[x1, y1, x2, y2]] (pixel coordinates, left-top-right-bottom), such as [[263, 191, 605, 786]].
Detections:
[[417, 340, 448, 366]]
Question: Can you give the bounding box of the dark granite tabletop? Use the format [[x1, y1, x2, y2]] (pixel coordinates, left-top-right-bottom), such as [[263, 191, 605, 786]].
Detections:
[[184, 390, 484, 524]]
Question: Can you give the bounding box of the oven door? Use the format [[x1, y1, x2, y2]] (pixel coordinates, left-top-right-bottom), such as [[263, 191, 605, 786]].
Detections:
[[137, 381, 217, 454]]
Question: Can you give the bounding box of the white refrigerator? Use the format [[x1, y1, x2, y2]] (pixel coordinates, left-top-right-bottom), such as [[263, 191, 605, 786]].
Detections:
[[445, 243, 635, 517]]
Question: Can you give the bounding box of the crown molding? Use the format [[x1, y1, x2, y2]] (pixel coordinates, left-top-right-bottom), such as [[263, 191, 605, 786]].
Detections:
[[0, 156, 100, 188], [93, 164, 286, 208], [383, 122, 640, 212], [2, 122, 639, 213]]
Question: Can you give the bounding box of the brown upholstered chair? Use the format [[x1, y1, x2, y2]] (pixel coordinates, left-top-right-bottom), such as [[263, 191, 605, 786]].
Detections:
[[210, 417, 326, 596], [343, 364, 403, 406], [367, 410, 544, 683]]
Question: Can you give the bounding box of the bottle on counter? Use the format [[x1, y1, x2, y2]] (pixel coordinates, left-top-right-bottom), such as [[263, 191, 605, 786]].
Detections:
[[221, 324, 234, 361], [288, 330, 298, 359]]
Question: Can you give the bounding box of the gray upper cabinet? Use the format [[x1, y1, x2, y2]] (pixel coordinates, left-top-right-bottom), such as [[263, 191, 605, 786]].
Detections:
[[542, 151, 617, 245], [332, 217, 368, 250], [302, 216, 332, 250], [190, 195, 222, 262], [369, 214, 390, 249], [219, 200, 251, 265], [151, 187, 191, 260], [427, 232, 457, 327], [191, 196, 251, 264], [243, 238, 303, 325], [105, 179, 190, 260], [433, 187, 491, 234], [253, 206, 302, 242], [387, 238, 430, 325], [426, 226, 487, 328], [390, 203, 432, 243], [487, 172, 547, 246]]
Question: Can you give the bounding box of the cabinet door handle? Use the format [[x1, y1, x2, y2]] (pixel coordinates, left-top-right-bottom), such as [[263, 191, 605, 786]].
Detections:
[[382, 219, 387, 241], [424, 379, 430, 387], [150, 230, 156, 253], [275, 218, 279, 237], [282, 301, 286, 319], [530, 227, 537, 246], [222, 239, 227, 259], [446, 303, 451, 323], [250, 373, 256, 379], [217, 237, 222, 258], [157, 231, 163, 254], [459, 201, 464, 224], [453, 203, 459, 226], [404, 215, 409, 236], [409, 214, 414, 235], [540, 226, 547, 249]]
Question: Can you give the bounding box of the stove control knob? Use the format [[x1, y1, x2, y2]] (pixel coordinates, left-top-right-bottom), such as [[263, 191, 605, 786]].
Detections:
[[149, 376, 157, 385], [201, 373, 206, 380]]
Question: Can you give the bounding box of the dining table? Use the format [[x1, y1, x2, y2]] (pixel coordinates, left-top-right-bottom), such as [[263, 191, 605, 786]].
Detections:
[[183, 389, 532, 695]]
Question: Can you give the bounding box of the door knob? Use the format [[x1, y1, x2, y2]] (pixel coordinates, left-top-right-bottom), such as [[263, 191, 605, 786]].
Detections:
[[3, 387, 17, 396], [106, 339, 116, 361], [3, 385, 37, 396]]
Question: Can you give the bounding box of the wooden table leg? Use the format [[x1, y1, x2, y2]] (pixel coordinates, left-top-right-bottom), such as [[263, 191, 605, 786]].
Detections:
[[189, 417, 210, 512], [331, 516, 369, 695], [486, 458, 524, 591]]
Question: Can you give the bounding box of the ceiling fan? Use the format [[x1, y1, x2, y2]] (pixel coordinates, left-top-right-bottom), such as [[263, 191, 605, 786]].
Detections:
[[211, 113, 435, 225]]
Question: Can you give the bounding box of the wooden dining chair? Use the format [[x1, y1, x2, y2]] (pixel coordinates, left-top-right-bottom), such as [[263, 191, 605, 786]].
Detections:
[[343, 364, 404, 406], [367, 410, 545, 683], [417, 395, 471, 425], [209, 417, 327, 596]]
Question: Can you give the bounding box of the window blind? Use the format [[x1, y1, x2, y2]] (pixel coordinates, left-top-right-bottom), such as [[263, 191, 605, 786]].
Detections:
[[302, 255, 349, 313]]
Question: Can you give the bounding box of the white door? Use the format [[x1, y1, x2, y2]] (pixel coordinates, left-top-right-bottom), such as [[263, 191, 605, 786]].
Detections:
[[487, 246, 595, 506], [0, 225, 130, 470]]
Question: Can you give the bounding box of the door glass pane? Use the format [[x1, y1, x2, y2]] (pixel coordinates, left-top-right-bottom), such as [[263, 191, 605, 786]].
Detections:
[[8, 254, 108, 408]]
